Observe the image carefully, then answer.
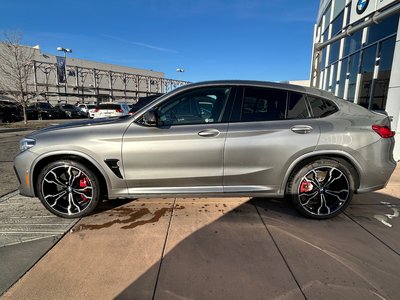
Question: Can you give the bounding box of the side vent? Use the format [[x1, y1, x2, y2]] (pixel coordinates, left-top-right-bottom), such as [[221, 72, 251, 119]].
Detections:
[[104, 159, 123, 179]]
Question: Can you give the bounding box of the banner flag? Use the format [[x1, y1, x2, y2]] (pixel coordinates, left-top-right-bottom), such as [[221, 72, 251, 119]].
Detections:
[[56, 56, 66, 83]]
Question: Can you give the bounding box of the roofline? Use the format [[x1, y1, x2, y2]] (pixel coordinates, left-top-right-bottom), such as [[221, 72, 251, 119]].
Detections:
[[180, 80, 336, 100]]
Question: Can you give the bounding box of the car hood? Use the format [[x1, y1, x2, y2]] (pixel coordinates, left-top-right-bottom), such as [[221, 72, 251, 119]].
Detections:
[[28, 116, 131, 137]]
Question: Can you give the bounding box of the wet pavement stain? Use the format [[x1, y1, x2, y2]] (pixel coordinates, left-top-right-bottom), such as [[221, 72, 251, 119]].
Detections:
[[74, 204, 186, 231]]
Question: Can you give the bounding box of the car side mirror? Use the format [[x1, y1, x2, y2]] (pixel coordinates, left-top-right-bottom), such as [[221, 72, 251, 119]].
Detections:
[[143, 110, 158, 126]]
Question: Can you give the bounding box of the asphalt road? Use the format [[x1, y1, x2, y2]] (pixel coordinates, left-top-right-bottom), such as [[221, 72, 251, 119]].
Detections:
[[1, 124, 399, 299]]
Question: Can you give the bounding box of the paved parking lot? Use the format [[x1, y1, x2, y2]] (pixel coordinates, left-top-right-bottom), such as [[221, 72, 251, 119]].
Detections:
[[0, 123, 399, 299]]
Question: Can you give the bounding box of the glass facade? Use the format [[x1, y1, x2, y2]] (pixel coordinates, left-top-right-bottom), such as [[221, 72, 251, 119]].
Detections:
[[313, 0, 399, 112]]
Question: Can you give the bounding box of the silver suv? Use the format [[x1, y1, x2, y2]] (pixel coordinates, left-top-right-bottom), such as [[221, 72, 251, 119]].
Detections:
[[14, 81, 396, 219]]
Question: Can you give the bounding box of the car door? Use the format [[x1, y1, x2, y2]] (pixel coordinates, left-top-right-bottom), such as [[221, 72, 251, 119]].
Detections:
[[122, 86, 234, 195], [223, 86, 321, 194]]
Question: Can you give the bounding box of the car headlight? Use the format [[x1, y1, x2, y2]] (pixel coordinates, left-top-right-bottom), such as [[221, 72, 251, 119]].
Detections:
[[19, 138, 36, 152]]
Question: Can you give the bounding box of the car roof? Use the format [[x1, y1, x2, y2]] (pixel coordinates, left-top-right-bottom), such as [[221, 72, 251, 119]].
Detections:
[[176, 80, 337, 101]]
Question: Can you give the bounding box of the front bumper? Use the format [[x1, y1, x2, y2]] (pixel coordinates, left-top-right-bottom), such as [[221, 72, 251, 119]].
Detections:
[[14, 149, 39, 197]]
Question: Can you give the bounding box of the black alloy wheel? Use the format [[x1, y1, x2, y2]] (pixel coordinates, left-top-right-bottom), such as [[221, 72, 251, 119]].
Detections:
[[287, 158, 355, 219], [37, 160, 101, 218]]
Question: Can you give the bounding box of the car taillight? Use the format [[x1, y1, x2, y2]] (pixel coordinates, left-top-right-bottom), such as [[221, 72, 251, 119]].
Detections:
[[94, 108, 99, 112], [372, 125, 395, 138], [116, 108, 123, 112]]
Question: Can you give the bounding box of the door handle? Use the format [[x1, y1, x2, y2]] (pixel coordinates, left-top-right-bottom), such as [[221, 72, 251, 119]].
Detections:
[[291, 125, 313, 134], [198, 129, 220, 137]]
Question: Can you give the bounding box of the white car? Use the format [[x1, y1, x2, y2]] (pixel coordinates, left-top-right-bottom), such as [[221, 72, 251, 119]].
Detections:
[[77, 104, 97, 118], [92, 102, 130, 119]]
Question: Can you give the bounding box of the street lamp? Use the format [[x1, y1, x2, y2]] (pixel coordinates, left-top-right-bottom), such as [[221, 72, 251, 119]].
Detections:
[[176, 68, 185, 82], [57, 47, 72, 55], [57, 47, 72, 103]]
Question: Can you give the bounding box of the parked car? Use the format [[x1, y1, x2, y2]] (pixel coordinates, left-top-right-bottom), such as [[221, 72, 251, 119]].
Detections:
[[77, 103, 97, 118], [26, 102, 60, 120], [15, 80, 396, 219], [129, 94, 163, 115], [55, 104, 87, 119], [0, 100, 23, 123], [92, 102, 130, 119]]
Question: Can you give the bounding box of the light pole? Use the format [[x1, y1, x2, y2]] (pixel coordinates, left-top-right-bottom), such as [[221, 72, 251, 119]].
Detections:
[[57, 47, 72, 103], [176, 68, 185, 84]]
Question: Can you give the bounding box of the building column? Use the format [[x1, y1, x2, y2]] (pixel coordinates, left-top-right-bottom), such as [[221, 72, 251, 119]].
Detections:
[[385, 16, 400, 160]]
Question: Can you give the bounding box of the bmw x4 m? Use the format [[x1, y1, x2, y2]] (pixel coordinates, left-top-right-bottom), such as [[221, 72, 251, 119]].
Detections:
[[14, 81, 396, 219]]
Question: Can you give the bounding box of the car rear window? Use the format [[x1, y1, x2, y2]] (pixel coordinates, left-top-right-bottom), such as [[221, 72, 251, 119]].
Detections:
[[98, 104, 120, 110], [241, 87, 286, 122], [307, 96, 338, 118]]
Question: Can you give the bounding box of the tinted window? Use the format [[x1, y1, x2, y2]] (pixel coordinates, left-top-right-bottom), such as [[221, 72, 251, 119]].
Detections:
[[98, 104, 120, 110], [157, 87, 230, 126], [367, 14, 398, 45], [308, 96, 338, 118], [331, 11, 344, 37], [39, 103, 53, 109], [241, 88, 286, 122], [62, 104, 76, 109], [287, 93, 310, 119]]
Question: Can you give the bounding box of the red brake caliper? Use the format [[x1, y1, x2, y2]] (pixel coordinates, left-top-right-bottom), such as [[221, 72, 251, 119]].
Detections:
[[79, 176, 89, 202], [300, 180, 313, 193]]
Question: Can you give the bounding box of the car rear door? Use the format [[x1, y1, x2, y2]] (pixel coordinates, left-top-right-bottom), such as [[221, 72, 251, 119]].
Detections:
[[223, 86, 321, 194]]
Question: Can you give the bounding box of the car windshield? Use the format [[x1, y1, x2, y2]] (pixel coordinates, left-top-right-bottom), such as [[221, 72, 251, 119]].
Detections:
[[62, 104, 76, 109]]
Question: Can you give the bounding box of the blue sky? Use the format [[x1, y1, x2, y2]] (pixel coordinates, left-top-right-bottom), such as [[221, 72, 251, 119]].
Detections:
[[0, 0, 318, 82]]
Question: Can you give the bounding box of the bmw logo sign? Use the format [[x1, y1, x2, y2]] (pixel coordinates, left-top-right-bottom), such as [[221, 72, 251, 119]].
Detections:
[[356, 0, 369, 15]]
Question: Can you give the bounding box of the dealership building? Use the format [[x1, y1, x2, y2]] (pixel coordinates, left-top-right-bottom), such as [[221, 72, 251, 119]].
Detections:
[[311, 0, 400, 159]]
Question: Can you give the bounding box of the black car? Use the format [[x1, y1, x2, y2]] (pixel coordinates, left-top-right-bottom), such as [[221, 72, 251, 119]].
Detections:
[[26, 102, 60, 120], [55, 104, 87, 119], [129, 94, 163, 115], [0, 100, 23, 123]]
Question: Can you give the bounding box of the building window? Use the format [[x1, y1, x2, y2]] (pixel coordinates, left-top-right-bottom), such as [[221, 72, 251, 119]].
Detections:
[[367, 14, 399, 45], [343, 30, 362, 57], [358, 45, 378, 108], [323, 4, 332, 33], [320, 47, 327, 69], [331, 11, 344, 37], [372, 36, 396, 110], [329, 40, 340, 64]]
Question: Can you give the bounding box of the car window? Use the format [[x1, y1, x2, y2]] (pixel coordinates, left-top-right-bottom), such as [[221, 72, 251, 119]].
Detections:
[[287, 92, 310, 119], [157, 87, 231, 126], [307, 96, 338, 118], [98, 104, 120, 110], [39, 103, 53, 109], [241, 87, 286, 122]]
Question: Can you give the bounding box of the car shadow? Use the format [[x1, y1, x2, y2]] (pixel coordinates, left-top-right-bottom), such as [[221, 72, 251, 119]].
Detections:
[[111, 193, 399, 299]]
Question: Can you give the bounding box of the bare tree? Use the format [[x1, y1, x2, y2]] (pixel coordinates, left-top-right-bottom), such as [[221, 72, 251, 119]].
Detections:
[[0, 31, 36, 124]]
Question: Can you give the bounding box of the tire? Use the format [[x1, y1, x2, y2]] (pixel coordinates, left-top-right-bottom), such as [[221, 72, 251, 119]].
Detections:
[[37, 160, 101, 218], [286, 158, 355, 219]]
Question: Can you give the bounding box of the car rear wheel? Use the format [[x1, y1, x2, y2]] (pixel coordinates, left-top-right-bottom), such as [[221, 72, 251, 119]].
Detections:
[[287, 158, 355, 219], [37, 160, 101, 218]]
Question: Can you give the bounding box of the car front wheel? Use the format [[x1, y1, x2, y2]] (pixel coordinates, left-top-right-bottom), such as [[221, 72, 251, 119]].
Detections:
[[287, 158, 355, 219], [37, 160, 101, 218]]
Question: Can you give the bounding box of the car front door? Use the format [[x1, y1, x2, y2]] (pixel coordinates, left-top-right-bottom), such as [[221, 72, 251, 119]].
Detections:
[[223, 87, 321, 195], [122, 86, 234, 195]]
